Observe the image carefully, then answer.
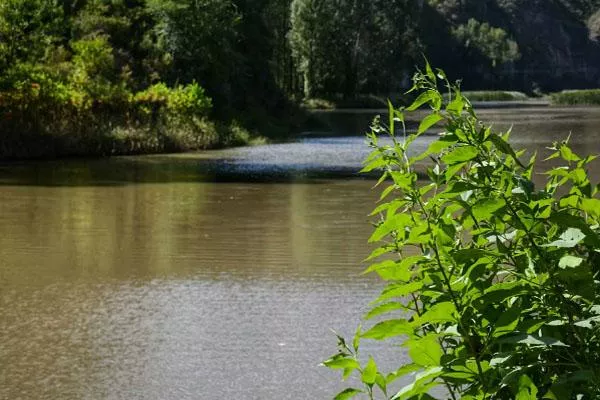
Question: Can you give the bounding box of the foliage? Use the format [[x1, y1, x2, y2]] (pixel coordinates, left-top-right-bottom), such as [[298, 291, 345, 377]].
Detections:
[[452, 19, 520, 67], [324, 65, 600, 399], [588, 8, 600, 41], [454, 91, 529, 102], [551, 89, 600, 105], [0, 60, 221, 158], [147, 0, 241, 87], [3, 0, 600, 158], [302, 95, 391, 110], [289, 0, 420, 98], [0, 0, 63, 69], [134, 82, 212, 116]]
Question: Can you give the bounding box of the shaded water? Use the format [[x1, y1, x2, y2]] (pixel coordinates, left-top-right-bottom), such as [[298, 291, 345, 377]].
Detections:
[[1, 106, 600, 399]]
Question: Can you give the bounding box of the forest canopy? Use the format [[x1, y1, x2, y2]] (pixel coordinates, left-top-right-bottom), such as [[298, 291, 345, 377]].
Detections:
[[1, 0, 600, 158]]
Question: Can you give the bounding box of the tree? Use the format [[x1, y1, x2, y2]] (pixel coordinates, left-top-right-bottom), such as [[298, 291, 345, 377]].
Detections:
[[289, 0, 341, 98], [289, 0, 420, 99], [452, 18, 520, 67], [0, 0, 63, 69], [147, 0, 240, 98]]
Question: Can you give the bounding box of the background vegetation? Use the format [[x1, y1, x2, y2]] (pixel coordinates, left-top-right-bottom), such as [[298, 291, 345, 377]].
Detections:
[[3, 0, 600, 158]]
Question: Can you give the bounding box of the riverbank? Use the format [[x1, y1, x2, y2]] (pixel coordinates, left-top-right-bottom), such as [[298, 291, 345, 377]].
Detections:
[[0, 79, 304, 160], [301, 91, 535, 110], [5, 94, 600, 161], [550, 89, 600, 105], [0, 119, 267, 161]]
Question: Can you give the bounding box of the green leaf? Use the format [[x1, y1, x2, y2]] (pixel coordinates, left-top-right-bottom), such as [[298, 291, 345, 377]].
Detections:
[[322, 356, 361, 370], [364, 260, 412, 281], [411, 135, 458, 162], [375, 373, 387, 394], [369, 214, 413, 243], [516, 375, 538, 400], [472, 198, 506, 220], [365, 302, 404, 320], [415, 302, 457, 325], [392, 381, 439, 400], [543, 228, 586, 248], [388, 99, 395, 135], [407, 335, 444, 366], [476, 281, 531, 307], [445, 162, 467, 180], [558, 255, 583, 269], [443, 181, 478, 196], [451, 248, 496, 264], [334, 388, 362, 400], [407, 222, 430, 245], [406, 90, 441, 111], [442, 145, 479, 164], [492, 308, 520, 337], [352, 325, 361, 353], [418, 113, 443, 135], [446, 93, 464, 114], [391, 366, 443, 400], [543, 383, 572, 400], [425, 60, 436, 82], [488, 133, 525, 168], [497, 334, 567, 347], [375, 281, 424, 303], [573, 316, 600, 328], [386, 364, 421, 384], [490, 354, 512, 367], [559, 144, 581, 162], [580, 198, 600, 217], [362, 319, 413, 340], [364, 245, 393, 261], [360, 155, 386, 173], [362, 357, 377, 385]]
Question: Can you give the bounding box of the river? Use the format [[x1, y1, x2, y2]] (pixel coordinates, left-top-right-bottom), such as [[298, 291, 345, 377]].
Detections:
[[1, 106, 600, 399]]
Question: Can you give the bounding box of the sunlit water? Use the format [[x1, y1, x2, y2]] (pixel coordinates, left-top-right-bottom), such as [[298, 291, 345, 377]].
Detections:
[[1, 106, 600, 399]]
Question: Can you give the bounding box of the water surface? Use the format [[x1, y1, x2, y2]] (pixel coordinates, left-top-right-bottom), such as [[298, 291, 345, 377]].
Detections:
[[1, 106, 600, 399]]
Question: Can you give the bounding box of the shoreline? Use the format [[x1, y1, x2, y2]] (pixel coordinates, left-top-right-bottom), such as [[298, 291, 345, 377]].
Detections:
[[4, 100, 600, 162]]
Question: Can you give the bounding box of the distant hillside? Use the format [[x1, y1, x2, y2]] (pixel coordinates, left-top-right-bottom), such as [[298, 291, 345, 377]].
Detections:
[[422, 0, 600, 92]]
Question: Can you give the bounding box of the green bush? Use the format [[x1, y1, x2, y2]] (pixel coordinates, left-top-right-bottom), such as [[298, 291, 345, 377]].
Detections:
[[302, 95, 388, 110], [451, 19, 520, 67], [0, 62, 223, 158], [325, 65, 600, 399], [458, 91, 529, 102], [134, 82, 212, 116], [550, 90, 600, 105]]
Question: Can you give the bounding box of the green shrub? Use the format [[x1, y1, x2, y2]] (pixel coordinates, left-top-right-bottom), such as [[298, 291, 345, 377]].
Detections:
[[452, 19, 520, 67], [0, 63, 222, 158], [302, 95, 388, 109], [325, 65, 600, 399], [134, 82, 212, 116], [302, 98, 337, 110], [551, 90, 600, 105], [458, 91, 529, 102]]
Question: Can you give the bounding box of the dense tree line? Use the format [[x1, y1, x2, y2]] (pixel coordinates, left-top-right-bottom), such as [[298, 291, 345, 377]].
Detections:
[[3, 0, 600, 101], [2, 0, 600, 158]]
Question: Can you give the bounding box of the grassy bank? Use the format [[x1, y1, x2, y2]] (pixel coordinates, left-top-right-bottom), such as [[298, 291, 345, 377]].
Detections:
[[0, 68, 269, 159], [456, 90, 529, 101], [0, 118, 259, 160], [302, 91, 531, 110], [301, 95, 388, 110], [550, 89, 600, 105]]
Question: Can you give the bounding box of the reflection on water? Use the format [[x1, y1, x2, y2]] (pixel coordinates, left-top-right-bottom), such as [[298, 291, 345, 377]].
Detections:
[[0, 179, 402, 399], [1, 107, 600, 399]]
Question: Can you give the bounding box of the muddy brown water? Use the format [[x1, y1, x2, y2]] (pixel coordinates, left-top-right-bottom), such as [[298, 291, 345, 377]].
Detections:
[[1, 106, 600, 399]]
